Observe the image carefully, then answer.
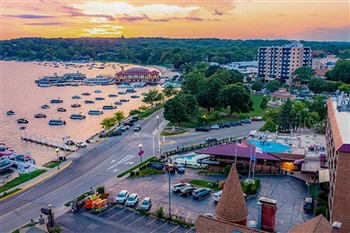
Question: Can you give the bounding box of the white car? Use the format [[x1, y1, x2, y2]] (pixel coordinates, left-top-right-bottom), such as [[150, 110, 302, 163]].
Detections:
[[210, 124, 220, 130], [213, 190, 222, 203], [171, 183, 191, 193], [116, 190, 129, 204], [125, 193, 139, 207], [76, 142, 87, 148], [139, 197, 152, 211]]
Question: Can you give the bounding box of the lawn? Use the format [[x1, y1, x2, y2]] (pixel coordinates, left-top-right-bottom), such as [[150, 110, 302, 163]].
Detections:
[[117, 157, 158, 178], [0, 169, 47, 193], [43, 160, 62, 169], [189, 179, 222, 191], [0, 188, 21, 199], [232, 94, 277, 118], [139, 103, 165, 119]]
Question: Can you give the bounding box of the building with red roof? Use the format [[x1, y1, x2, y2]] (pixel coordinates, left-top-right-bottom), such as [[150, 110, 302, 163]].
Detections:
[[115, 67, 160, 83]]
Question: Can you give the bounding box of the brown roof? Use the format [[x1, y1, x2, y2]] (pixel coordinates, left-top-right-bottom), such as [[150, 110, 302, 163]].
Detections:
[[216, 165, 248, 223], [288, 215, 332, 233], [270, 152, 304, 161], [196, 215, 266, 233], [327, 98, 343, 151]]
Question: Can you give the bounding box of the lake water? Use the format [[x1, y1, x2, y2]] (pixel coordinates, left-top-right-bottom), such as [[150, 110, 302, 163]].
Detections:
[[0, 61, 161, 165]]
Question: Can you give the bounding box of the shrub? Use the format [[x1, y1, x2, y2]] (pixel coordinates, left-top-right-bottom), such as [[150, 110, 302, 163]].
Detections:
[[96, 186, 105, 194], [156, 206, 164, 219], [315, 203, 328, 218], [223, 165, 232, 175]]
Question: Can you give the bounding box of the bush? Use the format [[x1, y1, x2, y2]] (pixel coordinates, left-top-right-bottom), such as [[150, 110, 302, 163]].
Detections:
[[315, 203, 328, 218], [156, 206, 164, 218], [96, 186, 105, 194], [223, 165, 232, 175]]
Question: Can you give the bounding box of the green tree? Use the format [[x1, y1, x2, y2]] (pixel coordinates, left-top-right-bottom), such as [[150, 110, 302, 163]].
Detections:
[[114, 111, 125, 125], [265, 80, 280, 93], [259, 96, 268, 109], [219, 83, 253, 115], [251, 81, 264, 91], [101, 117, 116, 132], [326, 59, 350, 84], [129, 109, 140, 116], [309, 77, 326, 94], [181, 72, 205, 95], [177, 92, 199, 116], [338, 83, 350, 93], [308, 96, 327, 120], [293, 67, 314, 84], [205, 65, 220, 78], [264, 109, 280, 123], [142, 90, 160, 107], [277, 99, 293, 133], [138, 105, 148, 113], [210, 69, 244, 85], [196, 78, 223, 112], [259, 119, 277, 132], [164, 98, 188, 126], [162, 85, 179, 98]]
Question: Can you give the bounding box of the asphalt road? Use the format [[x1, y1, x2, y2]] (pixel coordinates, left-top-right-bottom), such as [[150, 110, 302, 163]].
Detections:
[[0, 110, 263, 233]]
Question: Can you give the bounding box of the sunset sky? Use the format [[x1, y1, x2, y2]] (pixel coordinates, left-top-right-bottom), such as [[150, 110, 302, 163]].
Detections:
[[1, 0, 349, 41]]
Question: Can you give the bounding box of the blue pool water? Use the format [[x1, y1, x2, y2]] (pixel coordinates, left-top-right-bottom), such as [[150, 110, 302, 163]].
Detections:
[[248, 139, 291, 153]]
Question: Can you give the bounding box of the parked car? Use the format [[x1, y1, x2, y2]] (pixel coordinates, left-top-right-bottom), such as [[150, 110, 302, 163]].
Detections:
[[303, 197, 314, 212], [76, 142, 87, 148], [116, 190, 129, 204], [195, 126, 211, 132], [193, 188, 211, 199], [110, 130, 122, 136], [181, 187, 196, 197], [210, 124, 220, 130], [175, 164, 185, 173], [236, 121, 243, 125], [218, 123, 225, 128], [118, 126, 127, 132], [139, 197, 152, 211], [229, 121, 237, 126], [213, 190, 222, 203], [165, 163, 176, 173], [223, 123, 231, 128], [251, 116, 263, 121], [241, 119, 252, 124], [133, 125, 141, 132], [123, 121, 134, 126], [125, 193, 139, 207], [205, 137, 218, 143], [65, 140, 75, 146], [172, 183, 191, 193]]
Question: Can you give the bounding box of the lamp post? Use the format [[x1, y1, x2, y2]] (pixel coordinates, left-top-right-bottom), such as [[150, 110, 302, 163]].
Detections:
[[138, 144, 143, 164], [152, 133, 155, 156], [55, 148, 60, 170], [168, 166, 171, 220], [156, 115, 159, 130]]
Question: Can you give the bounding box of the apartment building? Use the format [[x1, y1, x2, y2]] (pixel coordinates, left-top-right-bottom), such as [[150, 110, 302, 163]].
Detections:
[[326, 96, 350, 232], [257, 41, 311, 83]]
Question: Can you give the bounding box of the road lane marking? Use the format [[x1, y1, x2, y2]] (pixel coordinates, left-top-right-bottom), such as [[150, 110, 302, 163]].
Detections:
[[96, 206, 122, 217], [139, 218, 157, 230], [117, 212, 136, 223], [111, 160, 115, 163], [127, 215, 146, 226], [149, 222, 168, 233], [106, 208, 126, 220], [106, 155, 135, 171]]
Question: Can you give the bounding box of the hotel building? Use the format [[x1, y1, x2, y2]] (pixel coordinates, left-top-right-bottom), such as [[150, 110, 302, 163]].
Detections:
[[257, 41, 311, 83], [326, 96, 350, 232]]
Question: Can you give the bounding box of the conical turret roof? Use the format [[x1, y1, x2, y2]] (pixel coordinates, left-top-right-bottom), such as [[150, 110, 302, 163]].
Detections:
[[216, 165, 248, 223]]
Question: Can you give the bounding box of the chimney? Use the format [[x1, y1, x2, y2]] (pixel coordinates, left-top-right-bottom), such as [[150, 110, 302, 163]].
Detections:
[[257, 197, 277, 232], [331, 222, 342, 233]]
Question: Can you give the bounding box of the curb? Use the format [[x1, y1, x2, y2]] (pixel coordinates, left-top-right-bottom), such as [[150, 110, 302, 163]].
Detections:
[[0, 161, 73, 201], [161, 131, 189, 137]]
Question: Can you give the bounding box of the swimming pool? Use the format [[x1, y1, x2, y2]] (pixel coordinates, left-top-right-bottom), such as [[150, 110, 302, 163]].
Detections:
[[248, 139, 291, 153], [173, 153, 209, 166]]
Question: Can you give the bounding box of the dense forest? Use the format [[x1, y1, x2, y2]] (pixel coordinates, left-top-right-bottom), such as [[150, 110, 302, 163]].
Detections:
[[1, 37, 350, 65]]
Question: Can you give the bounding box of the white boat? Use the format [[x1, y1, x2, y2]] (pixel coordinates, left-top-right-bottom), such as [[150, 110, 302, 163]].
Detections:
[[0, 157, 12, 173], [70, 114, 86, 120], [88, 110, 103, 115], [6, 110, 16, 115], [83, 75, 114, 85], [48, 119, 66, 125], [102, 105, 117, 110], [10, 154, 35, 168], [118, 84, 130, 88]]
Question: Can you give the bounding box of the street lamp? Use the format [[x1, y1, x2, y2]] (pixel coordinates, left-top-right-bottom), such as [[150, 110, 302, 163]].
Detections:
[[138, 144, 143, 164], [156, 115, 159, 130], [55, 148, 60, 170], [168, 164, 172, 220]]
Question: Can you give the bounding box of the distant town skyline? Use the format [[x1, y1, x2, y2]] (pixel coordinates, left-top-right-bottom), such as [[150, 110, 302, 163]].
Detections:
[[1, 0, 349, 41]]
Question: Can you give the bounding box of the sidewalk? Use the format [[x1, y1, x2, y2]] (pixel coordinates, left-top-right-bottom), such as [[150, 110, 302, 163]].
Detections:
[[0, 160, 72, 200]]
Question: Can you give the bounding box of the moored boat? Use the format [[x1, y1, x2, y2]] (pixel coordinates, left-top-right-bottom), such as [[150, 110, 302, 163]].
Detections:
[[6, 110, 16, 115], [41, 104, 50, 109], [50, 98, 63, 104], [71, 103, 81, 108], [82, 92, 91, 96], [88, 110, 103, 115], [34, 113, 47, 118], [70, 114, 86, 120], [120, 99, 129, 102], [131, 95, 140, 98], [102, 105, 117, 110], [19, 126, 26, 130], [95, 97, 105, 101], [108, 94, 118, 98], [94, 89, 102, 93], [17, 118, 29, 124], [84, 100, 95, 104], [72, 95, 81, 99], [57, 107, 67, 112], [118, 91, 127, 95], [48, 119, 66, 125], [0, 157, 12, 173], [114, 101, 122, 105], [126, 88, 136, 93]]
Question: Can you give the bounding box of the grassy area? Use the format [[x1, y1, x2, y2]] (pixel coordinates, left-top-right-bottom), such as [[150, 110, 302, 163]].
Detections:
[[117, 157, 158, 178], [0, 188, 21, 199], [0, 169, 47, 193], [233, 94, 276, 118], [139, 103, 165, 119], [189, 179, 222, 191], [130, 167, 165, 178], [43, 160, 62, 169]]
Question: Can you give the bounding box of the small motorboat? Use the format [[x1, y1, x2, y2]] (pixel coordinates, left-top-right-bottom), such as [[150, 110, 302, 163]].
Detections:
[[82, 92, 91, 96], [102, 105, 117, 110], [131, 95, 140, 98], [84, 100, 95, 104], [108, 94, 118, 98], [88, 110, 103, 115], [48, 119, 66, 125], [70, 114, 86, 120], [94, 90, 102, 93], [34, 113, 47, 118], [41, 104, 50, 109], [19, 126, 26, 130], [50, 98, 63, 104], [17, 118, 29, 124], [10, 154, 36, 167], [114, 101, 122, 105], [120, 99, 129, 102], [57, 107, 67, 112], [6, 110, 16, 116], [95, 97, 105, 101], [118, 91, 127, 95], [126, 88, 136, 93], [72, 95, 81, 99], [71, 103, 81, 108]]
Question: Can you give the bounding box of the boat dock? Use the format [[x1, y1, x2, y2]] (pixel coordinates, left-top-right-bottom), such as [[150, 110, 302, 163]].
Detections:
[[21, 135, 75, 151]]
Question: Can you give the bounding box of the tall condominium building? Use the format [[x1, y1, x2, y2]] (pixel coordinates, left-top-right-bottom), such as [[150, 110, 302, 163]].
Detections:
[[257, 41, 311, 83], [326, 96, 350, 232]]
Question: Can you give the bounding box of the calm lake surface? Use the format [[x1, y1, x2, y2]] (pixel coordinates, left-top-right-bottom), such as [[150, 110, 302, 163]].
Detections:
[[0, 61, 161, 165]]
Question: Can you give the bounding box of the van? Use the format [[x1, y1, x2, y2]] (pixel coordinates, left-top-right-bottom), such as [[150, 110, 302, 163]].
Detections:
[[165, 163, 176, 173]]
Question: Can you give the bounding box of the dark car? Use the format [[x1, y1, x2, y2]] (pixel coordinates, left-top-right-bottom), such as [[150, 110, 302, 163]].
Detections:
[[236, 121, 243, 125], [218, 123, 225, 128], [110, 130, 122, 136], [65, 140, 75, 146], [229, 121, 237, 126], [129, 117, 138, 123], [303, 197, 314, 212], [195, 126, 211, 132], [205, 137, 218, 143], [241, 119, 252, 124], [223, 123, 231, 128], [181, 187, 196, 197], [175, 164, 185, 173], [123, 121, 134, 126]]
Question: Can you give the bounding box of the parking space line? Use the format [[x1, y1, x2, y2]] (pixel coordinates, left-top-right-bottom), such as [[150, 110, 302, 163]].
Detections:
[[96, 206, 121, 217], [168, 225, 180, 233], [106, 208, 126, 220], [149, 222, 168, 233], [117, 212, 136, 223], [185, 228, 194, 233], [139, 218, 157, 230], [127, 215, 146, 227], [186, 212, 191, 222], [175, 209, 179, 216]]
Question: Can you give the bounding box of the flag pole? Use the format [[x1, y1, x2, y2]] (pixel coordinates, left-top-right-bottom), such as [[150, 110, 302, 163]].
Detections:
[[235, 140, 237, 165], [248, 145, 252, 180]]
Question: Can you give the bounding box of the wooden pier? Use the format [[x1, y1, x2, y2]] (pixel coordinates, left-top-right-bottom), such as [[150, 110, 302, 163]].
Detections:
[[21, 135, 75, 151]]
